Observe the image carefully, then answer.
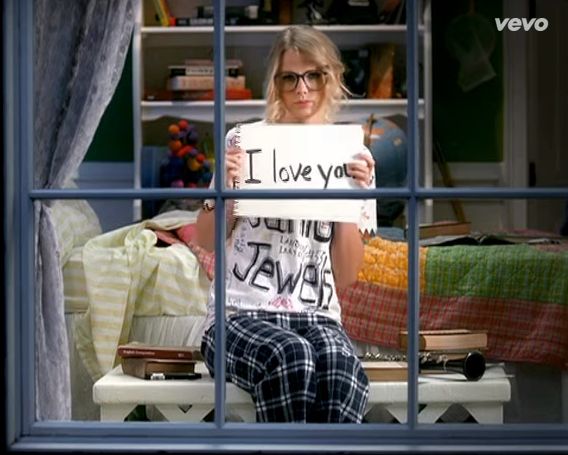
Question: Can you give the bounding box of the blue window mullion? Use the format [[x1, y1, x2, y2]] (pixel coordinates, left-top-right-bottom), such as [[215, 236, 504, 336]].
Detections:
[[406, 0, 420, 429], [213, 0, 227, 429], [5, 0, 26, 441], [19, 0, 36, 433], [27, 187, 568, 201]]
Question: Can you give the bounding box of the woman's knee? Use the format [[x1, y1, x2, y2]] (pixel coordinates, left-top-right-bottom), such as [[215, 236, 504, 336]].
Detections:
[[319, 349, 369, 387], [268, 337, 317, 373]]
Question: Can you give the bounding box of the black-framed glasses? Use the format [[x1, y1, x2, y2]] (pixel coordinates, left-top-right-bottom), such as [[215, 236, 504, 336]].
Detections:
[[274, 70, 328, 92]]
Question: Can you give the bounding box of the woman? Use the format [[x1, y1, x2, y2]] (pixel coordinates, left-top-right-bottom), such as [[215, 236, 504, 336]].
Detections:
[[195, 25, 374, 423]]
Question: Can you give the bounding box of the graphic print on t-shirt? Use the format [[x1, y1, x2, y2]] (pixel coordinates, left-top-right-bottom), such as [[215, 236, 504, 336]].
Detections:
[[226, 217, 336, 313]]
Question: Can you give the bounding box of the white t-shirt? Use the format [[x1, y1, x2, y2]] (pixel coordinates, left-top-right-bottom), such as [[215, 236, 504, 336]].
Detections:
[[205, 215, 342, 329], [204, 121, 373, 329]]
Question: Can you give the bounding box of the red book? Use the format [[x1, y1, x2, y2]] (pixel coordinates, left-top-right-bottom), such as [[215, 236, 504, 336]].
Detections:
[[144, 88, 253, 101], [121, 357, 197, 379], [171, 87, 253, 101], [117, 343, 203, 361]]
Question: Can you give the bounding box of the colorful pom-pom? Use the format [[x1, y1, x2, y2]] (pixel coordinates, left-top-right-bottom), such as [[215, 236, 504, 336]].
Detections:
[[168, 139, 182, 152], [160, 119, 213, 190], [168, 124, 180, 136]]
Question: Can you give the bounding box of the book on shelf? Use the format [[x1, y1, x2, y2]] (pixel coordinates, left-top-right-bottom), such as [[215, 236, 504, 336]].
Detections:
[[144, 87, 253, 101], [399, 329, 488, 352], [407, 220, 472, 240], [167, 75, 246, 91], [161, 0, 176, 26], [184, 59, 243, 71], [168, 65, 241, 78], [172, 87, 252, 101], [117, 342, 203, 361], [121, 357, 197, 379], [172, 17, 193, 26], [341, 48, 371, 98], [184, 17, 214, 26], [367, 43, 396, 99], [151, 0, 171, 27], [361, 361, 408, 381], [173, 17, 250, 26]]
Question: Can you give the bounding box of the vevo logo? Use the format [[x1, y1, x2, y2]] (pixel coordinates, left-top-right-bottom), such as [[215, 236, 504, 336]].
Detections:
[[495, 17, 549, 31]]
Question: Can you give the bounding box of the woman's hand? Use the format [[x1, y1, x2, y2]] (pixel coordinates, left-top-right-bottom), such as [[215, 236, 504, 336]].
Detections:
[[225, 146, 244, 189], [347, 151, 375, 188]]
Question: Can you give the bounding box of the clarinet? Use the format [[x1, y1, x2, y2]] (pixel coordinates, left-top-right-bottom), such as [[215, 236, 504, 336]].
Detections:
[[361, 350, 486, 381], [419, 351, 486, 381]]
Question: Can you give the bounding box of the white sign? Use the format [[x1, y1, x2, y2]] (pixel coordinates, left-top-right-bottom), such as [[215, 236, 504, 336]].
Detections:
[[234, 123, 376, 230]]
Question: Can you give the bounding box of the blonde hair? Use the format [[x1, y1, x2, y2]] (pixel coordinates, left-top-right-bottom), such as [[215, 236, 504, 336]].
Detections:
[[264, 26, 349, 123]]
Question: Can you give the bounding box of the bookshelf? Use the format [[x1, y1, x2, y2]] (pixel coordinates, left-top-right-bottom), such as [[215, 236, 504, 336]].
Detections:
[[141, 99, 425, 123], [132, 1, 433, 220]]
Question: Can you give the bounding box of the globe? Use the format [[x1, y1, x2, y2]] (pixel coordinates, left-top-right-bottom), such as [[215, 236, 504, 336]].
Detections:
[[365, 116, 408, 226]]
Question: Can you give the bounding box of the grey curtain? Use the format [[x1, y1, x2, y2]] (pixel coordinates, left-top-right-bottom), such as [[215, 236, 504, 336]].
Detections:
[[34, 0, 134, 420]]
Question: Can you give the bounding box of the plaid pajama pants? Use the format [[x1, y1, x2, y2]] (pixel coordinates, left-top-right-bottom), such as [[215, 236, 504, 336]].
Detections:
[[201, 311, 369, 423]]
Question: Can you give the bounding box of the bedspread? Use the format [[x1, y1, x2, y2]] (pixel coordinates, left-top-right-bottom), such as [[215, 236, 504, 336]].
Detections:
[[72, 211, 210, 380], [339, 237, 568, 368]]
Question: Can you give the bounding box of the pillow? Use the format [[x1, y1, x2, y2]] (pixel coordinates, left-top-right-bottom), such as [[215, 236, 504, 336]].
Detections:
[[51, 200, 102, 266]]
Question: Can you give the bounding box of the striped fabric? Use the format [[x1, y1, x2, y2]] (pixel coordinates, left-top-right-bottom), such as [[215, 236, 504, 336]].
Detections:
[[339, 238, 568, 368], [51, 199, 102, 266], [72, 212, 211, 380], [62, 247, 90, 313]]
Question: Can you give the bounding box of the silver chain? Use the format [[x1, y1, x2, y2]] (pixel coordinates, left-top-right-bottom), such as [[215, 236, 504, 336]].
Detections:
[[359, 352, 451, 364]]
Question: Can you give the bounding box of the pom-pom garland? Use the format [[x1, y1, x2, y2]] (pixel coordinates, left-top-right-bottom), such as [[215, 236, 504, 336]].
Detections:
[[160, 119, 214, 189]]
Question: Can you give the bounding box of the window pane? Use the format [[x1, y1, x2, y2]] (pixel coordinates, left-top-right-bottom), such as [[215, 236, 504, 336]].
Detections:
[[426, 0, 568, 192], [45, 197, 211, 423], [351, 202, 412, 423], [418, 198, 567, 425], [212, 198, 376, 424]]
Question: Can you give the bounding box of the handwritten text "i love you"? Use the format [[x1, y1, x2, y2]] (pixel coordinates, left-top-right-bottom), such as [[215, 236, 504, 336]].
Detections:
[[243, 148, 353, 189]]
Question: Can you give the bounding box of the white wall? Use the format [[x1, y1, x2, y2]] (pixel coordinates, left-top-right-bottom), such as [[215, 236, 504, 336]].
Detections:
[[527, 0, 568, 234], [76, 162, 135, 232]]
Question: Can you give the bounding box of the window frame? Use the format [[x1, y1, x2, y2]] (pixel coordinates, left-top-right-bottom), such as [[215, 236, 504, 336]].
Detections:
[[4, 0, 568, 452]]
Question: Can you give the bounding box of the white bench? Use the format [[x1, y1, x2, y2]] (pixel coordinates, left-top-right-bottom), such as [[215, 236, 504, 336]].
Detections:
[[93, 363, 511, 424]]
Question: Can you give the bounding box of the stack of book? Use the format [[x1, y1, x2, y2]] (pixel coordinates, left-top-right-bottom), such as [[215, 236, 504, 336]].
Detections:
[[399, 329, 487, 353], [400, 329, 488, 381], [360, 329, 488, 382], [360, 360, 408, 382], [149, 0, 262, 27], [117, 343, 203, 380], [165, 59, 252, 101]]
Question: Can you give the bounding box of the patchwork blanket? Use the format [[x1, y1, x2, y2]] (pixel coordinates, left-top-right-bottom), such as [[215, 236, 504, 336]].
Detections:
[[339, 237, 568, 368]]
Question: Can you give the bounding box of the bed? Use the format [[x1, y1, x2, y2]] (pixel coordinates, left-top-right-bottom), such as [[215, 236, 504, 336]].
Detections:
[[56, 206, 210, 420], [340, 236, 568, 368], [57, 204, 568, 422], [340, 235, 568, 423]]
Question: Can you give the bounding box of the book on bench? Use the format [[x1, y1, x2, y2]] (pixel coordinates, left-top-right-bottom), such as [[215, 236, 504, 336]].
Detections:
[[121, 357, 197, 380], [399, 329, 488, 352], [361, 361, 408, 382], [117, 342, 203, 361]]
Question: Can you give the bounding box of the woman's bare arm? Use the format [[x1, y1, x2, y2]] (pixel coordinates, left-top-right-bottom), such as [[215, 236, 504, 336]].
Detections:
[[195, 146, 243, 252], [330, 222, 364, 289], [195, 200, 237, 252]]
